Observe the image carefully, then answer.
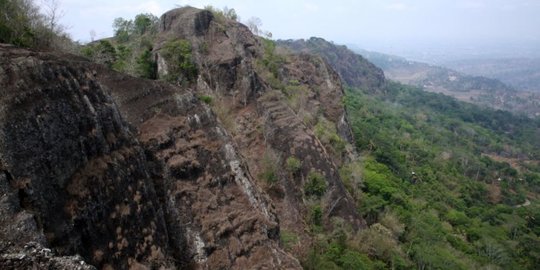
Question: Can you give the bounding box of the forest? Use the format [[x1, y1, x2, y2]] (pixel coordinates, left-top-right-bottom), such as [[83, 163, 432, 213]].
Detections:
[[302, 82, 540, 269]]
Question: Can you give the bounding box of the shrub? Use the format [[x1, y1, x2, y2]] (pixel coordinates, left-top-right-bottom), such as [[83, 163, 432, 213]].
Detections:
[[135, 49, 156, 79], [259, 151, 279, 186], [83, 40, 117, 67], [0, 0, 69, 49], [161, 39, 198, 84], [112, 45, 132, 72], [286, 156, 302, 173], [204, 5, 238, 21], [314, 117, 346, 155], [305, 171, 327, 197], [280, 230, 298, 250], [261, 168, 277, 185], [445, 209, 470, 227], [311, 204, 323, 226], [261, 38, 285, 79], [198, 95, 213, 104]]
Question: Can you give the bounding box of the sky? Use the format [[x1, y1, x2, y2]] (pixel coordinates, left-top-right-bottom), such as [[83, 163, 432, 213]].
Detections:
[[40, 0, 540, 60]]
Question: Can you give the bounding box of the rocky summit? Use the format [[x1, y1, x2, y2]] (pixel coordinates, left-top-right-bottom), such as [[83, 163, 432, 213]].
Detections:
[[0, 6, 366, 270]]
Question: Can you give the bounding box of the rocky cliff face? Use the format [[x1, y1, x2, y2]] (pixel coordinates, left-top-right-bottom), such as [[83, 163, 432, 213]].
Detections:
[[156, 7, 264, 107], [154, 7, 365, 257], [0, 44, 174, 269], [0, 43, 299, 269], [1, 6, 370, 269]]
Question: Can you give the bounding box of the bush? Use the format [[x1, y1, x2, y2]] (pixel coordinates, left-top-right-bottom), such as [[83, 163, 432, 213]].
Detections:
[[261, 38, 285, 79], [314, 117, 346, 155], [259, 151, 279, 186], [305, 171, 327, 197], [280, 230, 298, 250], [112, 45, 132, 72], [286, 156, 302, 173], [311, 204, 323, 226], [445, 209, 470, 227], [161, 39, 198, 84], [83, 40, 117, 67], [261, 168, 277, 185], [198, 95, 213, 104], [135, 49, 156, 79]]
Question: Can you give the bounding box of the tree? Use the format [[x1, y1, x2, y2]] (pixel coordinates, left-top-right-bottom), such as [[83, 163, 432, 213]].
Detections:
[[134, 13, 158, 35], [246, 17, 262, 36], [222, 6, 238, 21], [113, 17, 133, 42], [41, 0, 65, 35], [135, 49, 156, 79], [245, 16, 272, 38], [204, 5, 238, 21], [161, 39, 198, 84], [89, 29, 96, 41], [0, 0, 68, 49]]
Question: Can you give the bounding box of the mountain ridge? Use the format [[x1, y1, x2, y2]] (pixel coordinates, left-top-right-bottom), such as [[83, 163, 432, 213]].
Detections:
[[1, 5, 539, 270]]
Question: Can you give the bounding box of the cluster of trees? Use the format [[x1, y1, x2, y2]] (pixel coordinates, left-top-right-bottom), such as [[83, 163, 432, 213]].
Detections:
[[0, 0, 71, 50], [81, 13, 161, 79], [113, 13, 159, 42]]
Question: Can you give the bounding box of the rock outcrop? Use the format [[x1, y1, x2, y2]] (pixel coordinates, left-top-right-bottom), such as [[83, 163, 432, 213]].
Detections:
[[153, 7, 366, 257], [0, 44, 174, 269], [1, 6, 373, 269], [0, 43, 299, 269], [156, 7, 265, 107]]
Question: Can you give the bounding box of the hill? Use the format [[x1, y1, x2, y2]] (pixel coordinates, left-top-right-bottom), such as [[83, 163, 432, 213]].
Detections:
[[277, 37, 386, 93], [443, 58, 540, 93], [356, 48, 540, 118], [1, 5, 539, 270]]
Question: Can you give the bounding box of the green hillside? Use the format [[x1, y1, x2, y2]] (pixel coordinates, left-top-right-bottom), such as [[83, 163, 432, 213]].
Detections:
[[304, 82, 540, 269]]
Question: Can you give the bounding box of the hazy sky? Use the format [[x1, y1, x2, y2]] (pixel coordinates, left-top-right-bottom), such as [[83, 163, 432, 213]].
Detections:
[[42, 0, 540, 58]]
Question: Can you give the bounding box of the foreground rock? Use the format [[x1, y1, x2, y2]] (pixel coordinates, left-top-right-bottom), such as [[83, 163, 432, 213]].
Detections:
[[0, 43, 300, 269]]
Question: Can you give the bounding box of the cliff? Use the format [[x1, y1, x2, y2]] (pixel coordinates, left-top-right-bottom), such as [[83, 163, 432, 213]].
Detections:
[[0, 6, 369, 269], [0, 43, 298, 269]]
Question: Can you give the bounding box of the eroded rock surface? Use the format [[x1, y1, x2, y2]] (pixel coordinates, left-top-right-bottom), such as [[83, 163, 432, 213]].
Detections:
[[1, 6, 373, 269], [0, 43, 299, 269], [153, 7, 366, 258]]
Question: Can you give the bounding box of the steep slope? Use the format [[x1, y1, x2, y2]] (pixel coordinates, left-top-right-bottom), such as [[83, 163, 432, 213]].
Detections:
[[0, 43, 300, 269], [279, 38, 540, 117], [96, 62, 300, 269], [152, 7, 365, 257], [0, 44, 175, 269], [0, 6, 367, 269], [277, 37, 386, 93]]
